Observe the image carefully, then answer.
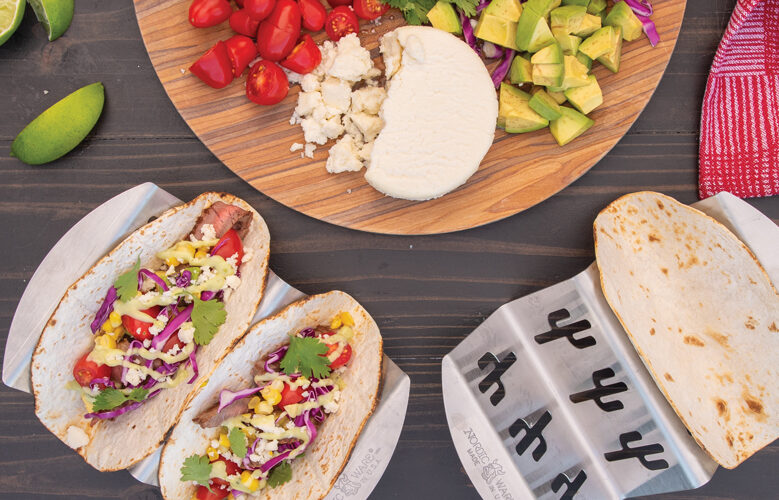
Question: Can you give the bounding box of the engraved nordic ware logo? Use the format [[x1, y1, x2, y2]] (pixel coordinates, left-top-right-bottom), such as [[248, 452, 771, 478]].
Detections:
[[333, 447, 382, 498], [481, 458, 505, 484], [461, 427, 513, 500]]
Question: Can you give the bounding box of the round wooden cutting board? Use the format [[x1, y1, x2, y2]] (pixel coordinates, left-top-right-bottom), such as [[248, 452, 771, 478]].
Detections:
[[134, 1, 686, 234]]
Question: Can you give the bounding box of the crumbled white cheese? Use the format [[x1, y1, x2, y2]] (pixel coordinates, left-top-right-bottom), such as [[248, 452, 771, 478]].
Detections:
[[225, 275, 241, 290], [380, 31, 402, 79], [165, 264, 177, 277], [304, 143, 316, 159], [327, 34, 374, 82], [242, 248, 253, 263], [125, 368, 143, 386], [296, 91, 323, 116], [168, 343, 182, 356], [149, 322, 162, 337], [290, 142, 304, 152], [143, 339, 151, 348], [326, 135, 364, 173], [321, 77, 352, 114], [211, 439, 220, 449], [300, 73, 320, 92], [225, 253, 239, 273], [351, 86, 387, 115], [178, 321, 195, 344], [349, 111, 384, 143], [200, 223, 216, 241], [138, 291, 160, 308], [197, 266, 216, 284]]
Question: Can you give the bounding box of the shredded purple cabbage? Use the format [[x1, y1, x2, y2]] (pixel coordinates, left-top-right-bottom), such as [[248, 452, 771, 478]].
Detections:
[[476, 0, 490, 13], [298, 327, 316, 338], [88, 377, 115, 390], [624, 0, 652, 16], [90, 287, 117, 333], [150, 303, 193, 351], [491, 49, 515, 88], [218, 386, 264, 413], [264, 345, 288, 373], [200, 290, 217, 301], [122, 339, 144, 386], [259, 450, 291, 473], [176, 270, 192, 288], [84, 388, 161, 419], [138, 269, 169, 291], [459, 9, 480, 55], [277, 440, 302, 453], [624, 0, 659, 46], [187, 346, 199, 384], [482, 42, 501, 59]]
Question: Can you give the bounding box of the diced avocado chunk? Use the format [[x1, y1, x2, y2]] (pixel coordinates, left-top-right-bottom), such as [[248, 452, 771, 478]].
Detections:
[[549, 106, 594, 145], [587, 0, 606, 15], [604, 1, 644, 41], [532, 63, 564, 87], [531, 42, 563, 64], [484, 0, 523, 22], [550, 5, 586, 32], [572, 13, 601, 36], [529, 89, 563, 120], [509, 55, 533, 84], [524, 0, 562, 17], [578, 25, 614, 59], [516, 12, 556, 52], [562, 0, 589, 6], [546, 85, 565, 93], [552, 27, 581, 54], [561, 54, 589, 89], [428, 1, 462, 34], [547, 89, 568, 104], [476, 13, 521, 50], [575, 51, 592, 69], [596, 25, 622, 72], [498, 83, 549, 133], [564, 74, 603, 114]]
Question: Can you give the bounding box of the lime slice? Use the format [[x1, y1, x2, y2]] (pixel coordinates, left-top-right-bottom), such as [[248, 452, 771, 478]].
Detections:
[[0, 0, 26, 46], [11, 82, 105, 165], [28, 0, 73, 41]]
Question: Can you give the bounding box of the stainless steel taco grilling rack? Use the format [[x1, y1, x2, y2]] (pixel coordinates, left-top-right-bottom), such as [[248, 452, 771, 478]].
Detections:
[[442, 193, 779, 499], [2, 183, 410, 500]]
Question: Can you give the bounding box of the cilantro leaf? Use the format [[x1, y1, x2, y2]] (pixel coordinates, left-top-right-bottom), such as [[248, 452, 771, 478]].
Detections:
[[191, 297, 227, 346], [267, 461, 292, 488], [279, 335, 331, 379], [180, 454, 212, 490], [114, 258, 140, 302], [91, 388, 148, 412], [383, 0, 436, 25], [443, 0, 478, 18], [228, 427, 247, 459]]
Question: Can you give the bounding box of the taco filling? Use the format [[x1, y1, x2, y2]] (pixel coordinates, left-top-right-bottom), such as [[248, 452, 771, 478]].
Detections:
[[179, 313, 355, 499], [70, 202, 253, 420]]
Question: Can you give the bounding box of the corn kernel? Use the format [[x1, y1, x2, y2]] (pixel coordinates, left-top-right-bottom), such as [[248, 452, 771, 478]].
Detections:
[[330, 316, 342, 329], [240, 470, 260, 492], [166, 257, 180, 266], [256, 401, 273, 415], [340, 311, 355, 326], [105, 327, 122, 340], [108, 311, 122, 328], [248, 396, 262, 412], [94, 334, 117, 349], [195, 248, 208, 260], [270, 379, 284, 392], [199, 378, 209, 389], [206, 446, 219, 461], [218, 432, 230, 449], [260, 387, 281, 406], [101, 320, 113, 333]]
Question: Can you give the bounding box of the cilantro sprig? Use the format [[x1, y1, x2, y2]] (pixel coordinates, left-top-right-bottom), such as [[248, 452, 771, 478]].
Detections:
[[279, 335, 331, 379], [91, 387, 148, 412], [191, 297, 227, 346], [384, 0, 437, 25], [228, 427, 247, 459], [180, 454, 212, 490], [114, 258, 140, 302], [443, 0, 479, 18], [267, 461, 292, 488]]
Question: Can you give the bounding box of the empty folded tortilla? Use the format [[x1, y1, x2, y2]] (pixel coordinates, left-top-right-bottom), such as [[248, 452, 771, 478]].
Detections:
[[594, 192, 778, 468]]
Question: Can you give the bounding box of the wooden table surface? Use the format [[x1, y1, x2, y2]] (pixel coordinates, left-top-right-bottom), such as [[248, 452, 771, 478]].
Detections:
[[1, 0, 776, 498]]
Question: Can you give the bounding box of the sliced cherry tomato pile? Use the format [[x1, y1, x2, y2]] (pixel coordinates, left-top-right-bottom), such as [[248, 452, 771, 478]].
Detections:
[[186, 0, 387, 106]]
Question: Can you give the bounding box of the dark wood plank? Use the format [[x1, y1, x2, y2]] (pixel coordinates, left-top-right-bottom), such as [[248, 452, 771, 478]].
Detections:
[[0, 0, 777, 498]]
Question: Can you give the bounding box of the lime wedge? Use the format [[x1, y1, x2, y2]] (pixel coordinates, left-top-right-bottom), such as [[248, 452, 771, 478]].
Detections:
[[28, 0, 73, 41], [11, 82, 105, 165], [0, 0, 26, 46]]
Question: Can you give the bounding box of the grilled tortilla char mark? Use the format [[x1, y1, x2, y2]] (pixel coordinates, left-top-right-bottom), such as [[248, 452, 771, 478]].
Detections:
[[191, 202, 252, 240], [193, 398, 250, 429]]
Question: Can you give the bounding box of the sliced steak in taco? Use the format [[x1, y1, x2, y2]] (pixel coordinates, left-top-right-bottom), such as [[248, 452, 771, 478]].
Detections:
[[158, 291, 382, 500], [594, 191, 778, 468], [31, 192, 270, 471]]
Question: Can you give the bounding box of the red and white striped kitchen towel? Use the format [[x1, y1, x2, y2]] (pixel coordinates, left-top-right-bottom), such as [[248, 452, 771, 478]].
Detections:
[[699, 0, 779, 199]]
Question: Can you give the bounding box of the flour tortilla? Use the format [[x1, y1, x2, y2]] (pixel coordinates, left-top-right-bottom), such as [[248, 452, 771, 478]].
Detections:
[[158, 291, 383, 500], [594, 191, 778, 468], [31, 192, 270, 471]]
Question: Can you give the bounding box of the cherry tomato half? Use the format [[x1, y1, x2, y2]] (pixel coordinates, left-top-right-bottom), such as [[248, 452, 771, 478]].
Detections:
[[229, 8, 261, 36], [213, 456, 243, 476], [325, 6, 359, 41], [280, 383, 305, 408], [211, 228, 245, 265], [245, 0, 276, 21], [320, 331, 352, 369], [280, 34, 321, 74], [189, 0, 233, 28], [353, 0, 388, 20], [246, 60, 289, 104], [122, 306, 162, 342], [190, 41, 235, 89], [73, 352, 112, 387], [225, 35, 258, 76], [162, 332, 186, 354], [326, 0, 353, 7], [195, 479, 230, 500], [298, 0, 327, 31]]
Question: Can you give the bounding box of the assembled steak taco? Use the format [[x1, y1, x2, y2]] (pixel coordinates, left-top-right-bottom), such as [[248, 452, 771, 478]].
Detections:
[[158, 291, 382, 500], [594, 191, 778, 468], [31, 192, 270, 471]]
